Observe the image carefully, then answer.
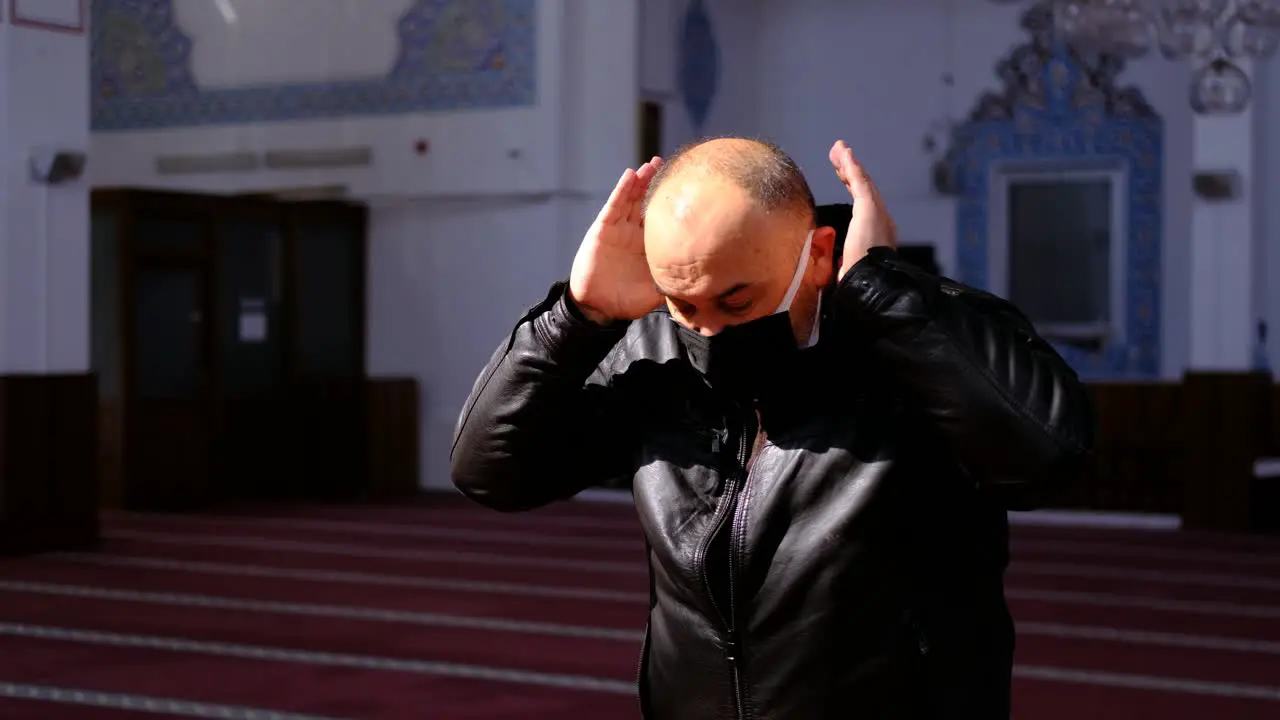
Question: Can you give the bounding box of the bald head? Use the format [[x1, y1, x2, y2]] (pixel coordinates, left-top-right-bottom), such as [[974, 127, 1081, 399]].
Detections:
[[642, 137, 835, 339], [644, 137, 816, 223]]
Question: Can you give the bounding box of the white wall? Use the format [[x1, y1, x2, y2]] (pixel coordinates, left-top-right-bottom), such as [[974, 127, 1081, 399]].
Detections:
[[1, 10, 90, 374], [365, 0, 637, 490], [658, 0, 763, 151], [652, 0, 1194, 378], [1261, 65, 1280, 367], [88, 0, 1271, 489], [87, 0, 637, 489], [91, 0, 567, 197]]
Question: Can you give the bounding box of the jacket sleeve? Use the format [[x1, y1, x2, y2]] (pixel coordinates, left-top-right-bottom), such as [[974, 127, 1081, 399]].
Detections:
[[832, 247, 1096, 510], [450, 282, 636, 512]]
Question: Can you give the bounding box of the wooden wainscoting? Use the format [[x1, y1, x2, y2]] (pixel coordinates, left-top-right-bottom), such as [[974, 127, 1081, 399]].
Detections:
[[214, 390, 291, 504], [286, 379, 369, 503], [1179, 373, 1274, 531], [1065, 373, 1275, 532], [0, 374, 100, 554], [107, 376, 421, 510], [1060, 381, 1187, 516], [367, 378, 421, 500], [1271, 383, 1280, 456], [1256, 383, 1280, 533], [98, 398, 125, 509]]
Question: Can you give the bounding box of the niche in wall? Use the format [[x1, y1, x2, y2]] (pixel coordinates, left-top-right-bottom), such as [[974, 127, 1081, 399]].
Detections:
[[90, 0, 538, 131], [947, 1, 1163, 380], [638, 100, 664, 165]]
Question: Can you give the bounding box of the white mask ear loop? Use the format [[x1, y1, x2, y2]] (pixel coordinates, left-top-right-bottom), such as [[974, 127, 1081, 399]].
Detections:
[[775, 229, 814, 314], [805, 294, 822, 348]]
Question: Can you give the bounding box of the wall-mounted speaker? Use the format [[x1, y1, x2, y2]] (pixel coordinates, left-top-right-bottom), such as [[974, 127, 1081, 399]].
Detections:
[[1193, 170, 1241, 201], [30, 148, 87, 184]]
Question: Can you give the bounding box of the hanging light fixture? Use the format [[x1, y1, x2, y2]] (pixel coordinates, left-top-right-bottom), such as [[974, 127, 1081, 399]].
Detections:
[[1190, 56, 1253, 112], [1055, 0, 1157, 58], [987, 0, 1280, 112]]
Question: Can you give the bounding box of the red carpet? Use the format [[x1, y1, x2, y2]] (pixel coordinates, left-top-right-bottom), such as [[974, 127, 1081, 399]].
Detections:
[[0, 496, 1276, 718]]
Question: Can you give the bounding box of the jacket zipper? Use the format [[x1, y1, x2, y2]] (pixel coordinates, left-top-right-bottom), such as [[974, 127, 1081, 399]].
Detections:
[[726, 411, 758, 720], [635, 623, 649, 717], [696, 471, 738, 715], [696, 409, 757, 720]]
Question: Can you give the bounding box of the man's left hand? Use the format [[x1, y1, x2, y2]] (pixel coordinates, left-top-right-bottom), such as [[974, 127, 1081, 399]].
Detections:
[[829, 140, 897, 280]]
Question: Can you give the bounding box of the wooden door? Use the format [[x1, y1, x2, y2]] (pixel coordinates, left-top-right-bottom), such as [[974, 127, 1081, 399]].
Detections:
[[211, 198, 289, 502], [117, 195, 216, 510], [285, 201, 368, 500], [90, 207, 126, 508], [94, 190, 370, 510], [124, 259, 214, 509]]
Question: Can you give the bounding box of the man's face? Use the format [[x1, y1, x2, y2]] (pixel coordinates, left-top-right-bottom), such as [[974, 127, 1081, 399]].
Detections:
[[644, 175, 835, 341]]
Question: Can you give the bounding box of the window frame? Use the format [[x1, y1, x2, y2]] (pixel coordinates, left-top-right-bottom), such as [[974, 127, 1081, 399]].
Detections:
[[987, 161, 1128, 347]]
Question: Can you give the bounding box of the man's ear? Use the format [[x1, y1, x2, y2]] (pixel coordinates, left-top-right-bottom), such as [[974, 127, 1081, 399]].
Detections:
[[810, 225, 838, 286]]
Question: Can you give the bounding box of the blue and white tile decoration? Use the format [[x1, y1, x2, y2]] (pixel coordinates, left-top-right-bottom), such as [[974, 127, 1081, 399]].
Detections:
[[90, 0, 537, 131], [948, 2, 1163, 380], [678, 0, 719, 135]]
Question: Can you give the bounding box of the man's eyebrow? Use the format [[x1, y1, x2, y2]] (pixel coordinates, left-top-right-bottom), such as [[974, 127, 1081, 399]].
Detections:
[[654, 282, 753, 300], [715, 283, 751, 299]]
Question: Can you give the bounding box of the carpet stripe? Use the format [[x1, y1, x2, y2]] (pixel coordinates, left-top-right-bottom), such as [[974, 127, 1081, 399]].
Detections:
[[1012, 561, 1280, 591], [1, 580, 1276, 658], [0, 623, 636, 695], [47, 553, 650, 603], [108, 513, 1280, 570], [108, 514, 644, 552], [1017, 623, 1280, 655], [1013, 666, 1280, 701], [0, 581, 643, 642], [1006, 587, 1280, 619], [1014, 539, 1280, 570], [106, 531, 644, 575], [2, 623, 1276, 702], [202, 503, 1280, 555], [108, 530, 1279, 590], [45, 553, 1280, 619], [0, 682, 343, 719]]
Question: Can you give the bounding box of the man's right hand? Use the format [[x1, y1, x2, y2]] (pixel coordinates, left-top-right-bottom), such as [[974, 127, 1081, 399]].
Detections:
[[568, 157, 665, 325]]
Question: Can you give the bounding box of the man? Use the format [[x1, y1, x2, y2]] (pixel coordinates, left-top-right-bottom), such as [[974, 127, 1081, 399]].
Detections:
[[452, 138, 1094, 718]]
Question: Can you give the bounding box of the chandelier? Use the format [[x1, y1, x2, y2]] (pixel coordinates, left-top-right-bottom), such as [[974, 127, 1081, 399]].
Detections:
[[990, 0, 1280, 112]]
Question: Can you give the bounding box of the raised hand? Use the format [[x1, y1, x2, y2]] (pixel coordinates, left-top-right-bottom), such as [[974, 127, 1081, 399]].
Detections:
[[569, 156, 665, 324], [829, 140, 897, 280]]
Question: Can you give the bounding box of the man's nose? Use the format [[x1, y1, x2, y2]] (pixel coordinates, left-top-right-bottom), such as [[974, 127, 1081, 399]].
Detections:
[[678, 318, 722, 336]]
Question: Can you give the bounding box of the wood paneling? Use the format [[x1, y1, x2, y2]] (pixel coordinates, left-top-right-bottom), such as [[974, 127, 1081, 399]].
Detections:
[[368, 378, 421, 500], [1270, 383, 1280, 456], [288, 379, 368, 502], [1179, 373, 1271, 531], [93, 190, 391, 510], [0, 374, 99, 554], [214, 392, 289, 504], [125, 400, 213, 510], [1064, 373, 1276, 532], [1255, 380, 1280, 533], [209, 378, 419, 505], [1058, 382, 1186, 515], [97, 398, 125, 508]]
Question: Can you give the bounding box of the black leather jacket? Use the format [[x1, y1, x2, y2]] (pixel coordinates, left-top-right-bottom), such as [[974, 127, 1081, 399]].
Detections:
[[452, 247, 1095, 719]]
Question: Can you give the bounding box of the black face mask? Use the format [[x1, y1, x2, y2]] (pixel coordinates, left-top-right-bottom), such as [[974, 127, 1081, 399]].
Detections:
[[675, 312, 800, 398], [673, 229, 817, 398]]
